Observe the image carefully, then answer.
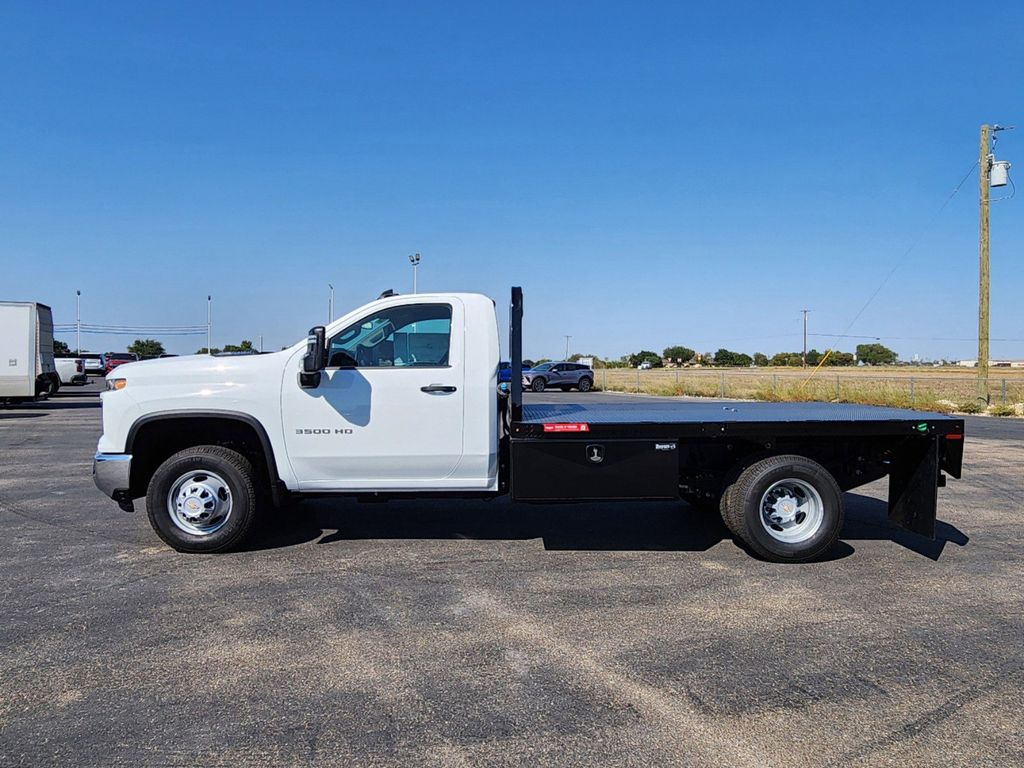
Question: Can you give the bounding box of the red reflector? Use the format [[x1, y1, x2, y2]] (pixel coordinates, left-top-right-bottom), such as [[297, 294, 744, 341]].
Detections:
[[944, 433, 963, 440], [543, 423, 590, 433]]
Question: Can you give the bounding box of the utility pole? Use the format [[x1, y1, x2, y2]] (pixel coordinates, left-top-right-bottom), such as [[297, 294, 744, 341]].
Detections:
[[75, 290, 81, 354], [259, 334, 264, 353], [328, 283, 334, 323], [977, 123, 1014, 403], [564, 335, 572, 360], [977, 124, 991, 403], [408, 253, 421, 294], [801, 310, 810, 367], [207, 295, 212, 355]]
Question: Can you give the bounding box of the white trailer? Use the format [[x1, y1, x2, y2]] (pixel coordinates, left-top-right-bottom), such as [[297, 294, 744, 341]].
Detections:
[[0, 301, 60, 401]]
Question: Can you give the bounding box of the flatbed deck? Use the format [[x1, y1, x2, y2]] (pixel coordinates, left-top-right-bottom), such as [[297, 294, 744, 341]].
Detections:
[[513, 400, 964, 439]]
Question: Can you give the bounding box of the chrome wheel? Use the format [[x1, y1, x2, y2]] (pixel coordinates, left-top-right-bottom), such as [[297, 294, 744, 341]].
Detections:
[[167, 470, 233, 536], [759, 478, 824, 544]]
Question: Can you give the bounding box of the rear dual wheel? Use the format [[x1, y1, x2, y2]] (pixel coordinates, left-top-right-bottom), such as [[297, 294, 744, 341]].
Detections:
[[720, 455, 843, 562]]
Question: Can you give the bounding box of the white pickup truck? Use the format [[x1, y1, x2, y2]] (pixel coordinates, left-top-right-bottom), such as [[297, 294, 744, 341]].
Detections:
[[95, 288, 964, 562], [56, 357, 88, 386]]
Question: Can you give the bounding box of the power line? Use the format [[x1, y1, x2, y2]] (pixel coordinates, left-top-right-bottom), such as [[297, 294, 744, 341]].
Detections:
[[54, 328, 207, 336], [832, 161, 979, 342], [811, 333, 1024, 342]]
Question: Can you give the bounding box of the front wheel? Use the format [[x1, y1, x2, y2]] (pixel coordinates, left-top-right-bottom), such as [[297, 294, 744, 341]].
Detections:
[[721, 454, 843, 562], [531, 378, 546, 392], [146, 446, 261, 553]]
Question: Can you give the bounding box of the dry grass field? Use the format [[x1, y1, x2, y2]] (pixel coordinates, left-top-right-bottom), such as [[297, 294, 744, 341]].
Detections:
[[594, 366, 1024, 415]]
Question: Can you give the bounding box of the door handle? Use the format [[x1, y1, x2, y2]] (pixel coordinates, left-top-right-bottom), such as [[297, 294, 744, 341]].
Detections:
[[421, 384, 457, 393]]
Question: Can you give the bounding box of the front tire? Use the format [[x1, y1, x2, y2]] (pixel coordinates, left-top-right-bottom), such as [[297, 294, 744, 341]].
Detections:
[[721, 455, 843, 562], [531, 378, 546, 392], [146, 446, 261, 553]]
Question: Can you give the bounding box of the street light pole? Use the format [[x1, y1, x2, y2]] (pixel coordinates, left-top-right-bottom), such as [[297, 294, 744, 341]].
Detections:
[[801, 309, 810, 367], [564, 335, 572, 360], [408, 253, 421, 294], [207, 295, 212, 355], [328, 283, 334, 323], [76, 290, 81, 354]]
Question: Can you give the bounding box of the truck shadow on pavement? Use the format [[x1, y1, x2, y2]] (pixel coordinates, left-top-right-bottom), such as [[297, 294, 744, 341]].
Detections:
[[244, 492, 967, 561], [840, 493, 969, 561]]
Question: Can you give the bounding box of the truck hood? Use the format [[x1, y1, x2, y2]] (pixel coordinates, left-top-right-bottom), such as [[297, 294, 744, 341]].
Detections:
[[111, 352, 289, 384], [106, 352, 296, 410]]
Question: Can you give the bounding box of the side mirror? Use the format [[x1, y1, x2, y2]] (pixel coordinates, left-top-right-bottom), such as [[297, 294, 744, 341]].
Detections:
[[300, 326, 326, 388]]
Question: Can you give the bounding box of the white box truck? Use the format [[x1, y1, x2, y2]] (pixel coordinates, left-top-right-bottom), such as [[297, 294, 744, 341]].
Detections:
[[0, 301, 60, 402]]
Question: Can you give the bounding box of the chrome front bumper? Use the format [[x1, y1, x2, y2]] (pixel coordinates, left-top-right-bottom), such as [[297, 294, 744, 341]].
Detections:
[[93, 452, 133, 509]]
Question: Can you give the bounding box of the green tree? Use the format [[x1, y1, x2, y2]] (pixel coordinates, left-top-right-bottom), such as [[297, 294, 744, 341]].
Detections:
[[752, 352, 769, 367], [825, 351, 856, 366], [53, 339, 71, 356], [713, 348, 753, 367], [222, 340, 257, 353], [128, 339, 166, 358], [856, 343, 897, 366], [770, 352, 803, 366], [662, 345, 696, 365], [628, 350, 663, 368], [806, 349, 822, 366], [196, 346, 222, 355]]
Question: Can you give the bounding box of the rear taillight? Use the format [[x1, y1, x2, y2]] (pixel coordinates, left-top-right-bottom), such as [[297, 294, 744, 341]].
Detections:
[[76, 360, 83, 372]]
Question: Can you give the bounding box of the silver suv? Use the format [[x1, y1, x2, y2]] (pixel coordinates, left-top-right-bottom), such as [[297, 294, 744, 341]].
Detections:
[[522, 361, 594, 393]]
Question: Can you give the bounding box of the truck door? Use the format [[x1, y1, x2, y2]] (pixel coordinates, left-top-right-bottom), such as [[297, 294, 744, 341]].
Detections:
[[281, 299, 465, 489]]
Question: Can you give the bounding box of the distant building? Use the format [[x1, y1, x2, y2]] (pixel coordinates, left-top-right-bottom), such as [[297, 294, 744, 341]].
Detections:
[[957, 360, 1024, 368]]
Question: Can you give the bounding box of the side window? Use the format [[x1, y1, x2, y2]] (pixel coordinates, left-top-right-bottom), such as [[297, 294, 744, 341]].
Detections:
[[328, 304, 452, 368]]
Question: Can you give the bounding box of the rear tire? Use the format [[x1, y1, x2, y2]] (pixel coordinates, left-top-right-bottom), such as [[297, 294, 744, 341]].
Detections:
[[531, 378, 546, 392], [721, 454, 843, 562], [145, 446, 261, 553], [578, 377, 593, 392]]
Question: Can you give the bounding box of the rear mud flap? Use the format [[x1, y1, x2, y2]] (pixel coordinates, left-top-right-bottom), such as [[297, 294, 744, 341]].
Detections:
[[888, 436, 939, 538]]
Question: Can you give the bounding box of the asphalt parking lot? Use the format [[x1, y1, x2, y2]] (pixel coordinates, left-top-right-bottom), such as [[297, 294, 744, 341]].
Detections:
[[1, 382, 1022, 767]]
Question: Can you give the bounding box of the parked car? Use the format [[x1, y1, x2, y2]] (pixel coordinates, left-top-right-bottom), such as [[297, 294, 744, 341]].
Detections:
[[80, 353, 106, 376], [521, 361, 593, 392], [55, 357, 88, 385], [638, 361, 653, 370], [497, 360, 531, 384], [104, 352, 139, 375]]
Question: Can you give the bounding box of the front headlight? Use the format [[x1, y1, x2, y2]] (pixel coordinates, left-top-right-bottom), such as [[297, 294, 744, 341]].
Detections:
[[106, 378, 127, 391]]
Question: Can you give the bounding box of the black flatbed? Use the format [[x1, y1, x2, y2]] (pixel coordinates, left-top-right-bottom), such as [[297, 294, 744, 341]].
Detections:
[[512, 399, 964, 439], [505, 287, 964, 543], [522, 400, 959, 424]]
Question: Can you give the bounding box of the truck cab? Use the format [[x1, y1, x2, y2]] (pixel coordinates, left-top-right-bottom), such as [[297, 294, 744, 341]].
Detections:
[[96, 292, 503, 526]]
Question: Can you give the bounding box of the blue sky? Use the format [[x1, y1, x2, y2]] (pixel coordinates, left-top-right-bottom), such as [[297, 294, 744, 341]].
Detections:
[[1, 1, 1022, 360]]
